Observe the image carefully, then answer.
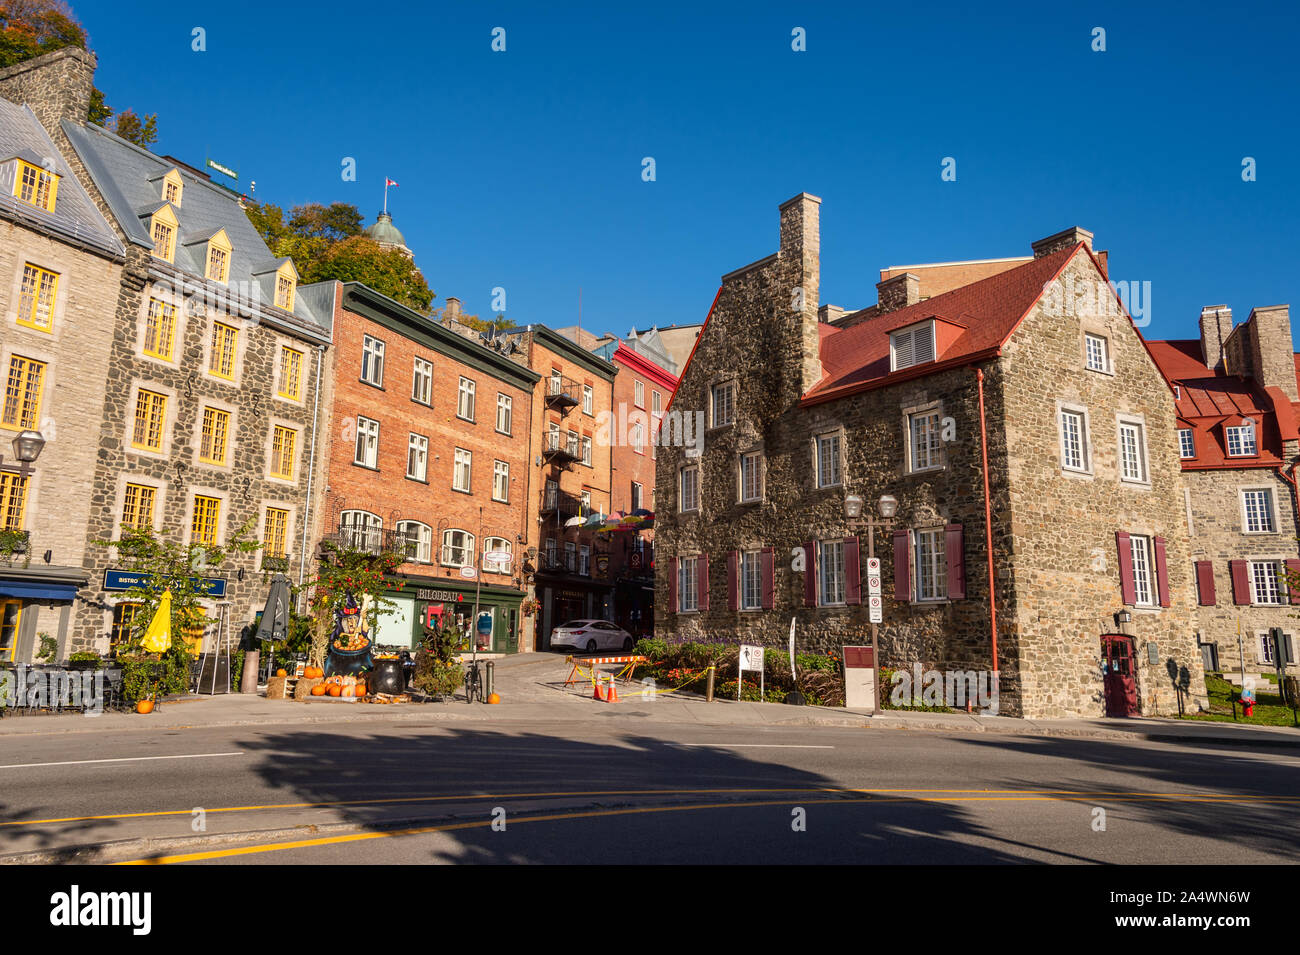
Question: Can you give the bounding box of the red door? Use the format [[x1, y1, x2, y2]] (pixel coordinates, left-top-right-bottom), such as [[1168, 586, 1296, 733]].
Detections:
[[1101, 634, 1139, 717]]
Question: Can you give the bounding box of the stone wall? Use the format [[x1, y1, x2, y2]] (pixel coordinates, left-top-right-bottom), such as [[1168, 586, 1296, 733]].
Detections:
[[0, 47, 96, 137]]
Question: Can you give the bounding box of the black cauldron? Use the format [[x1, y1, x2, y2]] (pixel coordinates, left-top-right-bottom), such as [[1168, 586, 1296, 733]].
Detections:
[[370, 659, 405, 695], [325, 639, 373, 678]]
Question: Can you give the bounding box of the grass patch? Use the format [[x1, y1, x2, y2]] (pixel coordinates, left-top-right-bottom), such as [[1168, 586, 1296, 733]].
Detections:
[[1183, 673, 1298, 728]]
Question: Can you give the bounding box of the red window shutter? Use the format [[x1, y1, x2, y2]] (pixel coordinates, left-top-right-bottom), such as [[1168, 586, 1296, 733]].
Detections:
[[727, 550, 739, 611], [1194, 561, 1216, 606], [667, 557, 677, 612], [1230, 560, 1250, 605], [892, 528, 910, 603], [1116, 531, 1135, 606], [1153, 536, 1171, 608], [698, 553, 710, 611], [761, 547, 775, 610], [944, 523, 965, 599], [1286, 559, 1300, 605], [803, 541, 817, 607], [844, 537, 861, 605]]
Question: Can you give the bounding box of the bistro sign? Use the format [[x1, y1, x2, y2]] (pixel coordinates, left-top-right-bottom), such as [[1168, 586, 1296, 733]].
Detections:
[[104, 569, 228, 598]]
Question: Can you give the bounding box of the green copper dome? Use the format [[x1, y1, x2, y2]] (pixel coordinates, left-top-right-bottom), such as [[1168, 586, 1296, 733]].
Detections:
[[365, 212, 407, 248]]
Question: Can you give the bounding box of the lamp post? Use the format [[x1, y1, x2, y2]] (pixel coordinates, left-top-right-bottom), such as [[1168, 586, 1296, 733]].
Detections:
[[845, 492, 898, 712], [0, 430, 46, 478]]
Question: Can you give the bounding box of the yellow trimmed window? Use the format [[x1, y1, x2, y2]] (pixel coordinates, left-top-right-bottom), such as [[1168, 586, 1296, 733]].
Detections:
[[121, 482, 157, 530], [143, 298, 176, 359], [110, 601, 142, 651], [199, 406, 230, 465], [0, 598, 20, 662], [270, 425, 297, 480], [264, 507, 289, 557], [131, 389, 167, 451], [276, 274, 295, 310], [0, 472, 27, 530], [13, 160, 58, 212], [278, 345, 303, 400], [162, 169, 183, 206], [1, 355, 45, 430], [209, 322, 237, 379], [17, 263, 58, 331], [205, 230, 231, 283], [150, 205, 178, 261], [192, 495, 221, 546]]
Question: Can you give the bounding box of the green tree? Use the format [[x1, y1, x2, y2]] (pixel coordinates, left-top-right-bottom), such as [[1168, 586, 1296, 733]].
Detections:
[[0, 0, 85, 66], [111, 108, 158, 148]]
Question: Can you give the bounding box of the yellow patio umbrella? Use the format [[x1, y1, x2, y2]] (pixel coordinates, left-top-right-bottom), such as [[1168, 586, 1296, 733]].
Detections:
[[140, 590, 173, 654]]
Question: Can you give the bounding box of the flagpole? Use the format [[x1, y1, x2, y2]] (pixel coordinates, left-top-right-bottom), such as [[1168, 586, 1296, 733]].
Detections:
[[383, 178, 388, 216]]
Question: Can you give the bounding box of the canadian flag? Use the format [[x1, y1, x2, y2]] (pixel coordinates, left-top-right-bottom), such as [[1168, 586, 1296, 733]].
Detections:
[[385, 178, 399, 187]]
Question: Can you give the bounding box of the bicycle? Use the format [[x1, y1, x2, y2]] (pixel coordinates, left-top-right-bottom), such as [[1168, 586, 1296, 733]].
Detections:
[[463, 659, 484, 704]]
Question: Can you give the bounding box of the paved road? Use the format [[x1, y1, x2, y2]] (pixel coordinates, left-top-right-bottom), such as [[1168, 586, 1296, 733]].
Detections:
[[2, 712, 1297, 864]]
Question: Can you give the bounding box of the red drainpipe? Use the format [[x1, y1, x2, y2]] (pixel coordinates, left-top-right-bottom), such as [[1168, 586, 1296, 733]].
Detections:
[[976, 368, 999, 679]]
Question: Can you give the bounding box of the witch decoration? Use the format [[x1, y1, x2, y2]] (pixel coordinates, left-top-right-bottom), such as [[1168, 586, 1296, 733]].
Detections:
[[325, 592, 374, 678]]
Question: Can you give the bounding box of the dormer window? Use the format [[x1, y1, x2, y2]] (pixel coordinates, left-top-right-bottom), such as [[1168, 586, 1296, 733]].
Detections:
[[274, 261, 297, 311], [12, 159, 59, 212], [205, 229, 232, 283], [161, 169, 183, 207], [890, 320, 935, 372], [1226, 423, 1257, 457], [149, 205, 178, 262]]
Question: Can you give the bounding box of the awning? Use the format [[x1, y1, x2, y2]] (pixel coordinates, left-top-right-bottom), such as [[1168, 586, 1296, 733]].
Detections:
[[0, 580, 79, 601]]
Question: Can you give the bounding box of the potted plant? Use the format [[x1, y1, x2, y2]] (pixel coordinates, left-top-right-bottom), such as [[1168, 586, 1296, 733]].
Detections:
[[66, 651, 102, 671]]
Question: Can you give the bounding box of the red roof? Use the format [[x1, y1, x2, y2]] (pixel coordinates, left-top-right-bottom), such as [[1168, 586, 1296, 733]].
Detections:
[[803, 245, 1080, 404], [1146, 338, 1295, 469]]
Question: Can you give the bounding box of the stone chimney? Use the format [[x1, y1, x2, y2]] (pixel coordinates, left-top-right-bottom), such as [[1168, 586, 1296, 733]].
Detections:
[[442, 296, 461, 327], [778, 192, 822, 393], [876, 272, 921, 314], [1246, 305, 1297, 401], [819, 304, 847, 324], [0, 46, 98, 139], [1199, 305, 1231, 372], [1032, 226, 1094, 258]]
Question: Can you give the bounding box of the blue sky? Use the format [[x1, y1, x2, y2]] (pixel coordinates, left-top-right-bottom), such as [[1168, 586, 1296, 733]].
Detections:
[[77, 0, 1299, 345]]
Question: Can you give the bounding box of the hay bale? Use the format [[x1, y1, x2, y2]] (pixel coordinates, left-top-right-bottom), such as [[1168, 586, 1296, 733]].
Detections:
[[266, 676, 291, 700], [294, 676, 323, 700]]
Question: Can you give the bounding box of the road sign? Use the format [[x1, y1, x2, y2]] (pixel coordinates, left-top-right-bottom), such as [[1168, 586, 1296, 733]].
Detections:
[[866, 557, 880, 574], [738, 644, 764, 672], [868, 594, 883, 623]]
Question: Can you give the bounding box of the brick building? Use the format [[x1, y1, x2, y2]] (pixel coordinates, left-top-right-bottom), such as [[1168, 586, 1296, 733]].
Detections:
[[1148, 305, 1300, 677], [0, 85, 125, 662], [499, 324, 618, 650], [311, 282, 538, 652], [655, 193, 1207, 719]]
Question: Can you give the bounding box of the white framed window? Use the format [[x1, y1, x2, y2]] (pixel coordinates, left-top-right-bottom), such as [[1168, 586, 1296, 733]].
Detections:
[[631, 482, 643, 511], [354, 416, 379, 468], [496, 393, 512, 434], [1261, 633, 1275, 664], [1118, 419, 1148, 483], [340, 510, 382, 551], [441, 529, 475, 567], [580, 489, 592, 515], [815, 432, 842, 488], [1130, 534, 1155, 607], [1226, 424, 1256, 457], [361, 335, 385, 386], [740, 451, 762, 502], [740, 550, 762, 610], [395, 521, 432, 562], [578, 544, 591, 576], [818, 539, 846, 606], [583, 384, 594, 415], [711, 382, 735, 427], [493, 460, 509, 502], [567, 429, 580, 458], [1250, 560, 1283, 606], [890, 320, 935, 371], [914, 527, 946, 602], [1084, 333, 1110, 372], [453, 448, 472, 492], [406, 433, 428, 481], [412, 357, 432, 405], [908, 410, 943, 472], [652, 391, 662, 415], [634, 380, 645, 409], [581, 435, 592, 466], [678, 556, 699, 612], [1060, 408, 1089, 473], [483, 537, 512, 574], [1242, 488, 1276, 534], [1178, 428, 1195, 459], [565, 540, 577, 571], [457, 376, 476, 420], [680, 465, 699, 512]]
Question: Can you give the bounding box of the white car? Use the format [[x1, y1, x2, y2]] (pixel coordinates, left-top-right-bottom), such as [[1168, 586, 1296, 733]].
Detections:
[[550, 620, 635, 653]]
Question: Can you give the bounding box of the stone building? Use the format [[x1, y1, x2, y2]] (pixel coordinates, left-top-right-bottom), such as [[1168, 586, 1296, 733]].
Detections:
[[0, 47, 335, 656], [1148, 305, 1300, 677], [0, 88, 124, 662], [310, 281, 538, 652], [655, 193, 1207, 719]]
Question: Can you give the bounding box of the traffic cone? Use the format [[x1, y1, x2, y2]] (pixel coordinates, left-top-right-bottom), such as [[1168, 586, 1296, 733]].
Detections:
[[592, 677, 605, 701], [606, 675, 618, 704]]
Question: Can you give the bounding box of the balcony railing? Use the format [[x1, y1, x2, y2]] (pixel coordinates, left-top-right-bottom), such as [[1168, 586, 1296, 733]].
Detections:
[[542, 430, 579, 465], [260, 553, 292, 573], [544, 374, 580, 411], [320, 525, 413, 558], [540, 487, 582, 519]]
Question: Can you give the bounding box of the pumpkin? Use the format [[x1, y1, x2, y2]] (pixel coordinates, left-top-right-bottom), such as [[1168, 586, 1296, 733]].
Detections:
[[136, 699, 155, 714], [311, 684, 327, 696], [342, 686, 354, 697], [276, 668, 288, 678], [487, 693, 500, 705], [328, 685, 342, 697], [310, 666, 323, 679]]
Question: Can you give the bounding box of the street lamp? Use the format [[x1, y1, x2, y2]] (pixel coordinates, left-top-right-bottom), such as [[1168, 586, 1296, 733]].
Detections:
[[0, 429, 45, 478], [844, 492, 899, 712]]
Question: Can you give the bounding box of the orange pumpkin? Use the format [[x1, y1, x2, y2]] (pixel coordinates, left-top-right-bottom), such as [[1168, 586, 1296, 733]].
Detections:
[[136, 699, 155, 714], [328, 685, 342, 697], [276, 668, 287, 678], [342, 686, 354, 697], [487, 693, 500, 704], [310, 684, 327, 696]]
